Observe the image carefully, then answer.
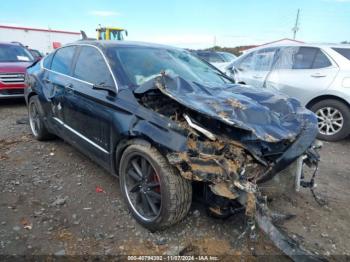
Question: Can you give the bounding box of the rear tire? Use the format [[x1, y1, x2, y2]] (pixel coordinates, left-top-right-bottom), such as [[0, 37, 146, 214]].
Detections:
[[119, 143, 192, 231], [28, 95, 54, 141], [310, 99, 350, 141]]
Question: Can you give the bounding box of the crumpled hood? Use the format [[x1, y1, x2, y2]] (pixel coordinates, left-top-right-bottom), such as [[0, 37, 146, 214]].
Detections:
[[135, 75, 318, 143]]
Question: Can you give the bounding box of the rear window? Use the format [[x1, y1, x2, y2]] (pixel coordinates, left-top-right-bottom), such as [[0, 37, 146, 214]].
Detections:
[[332, 48, 350, 61]]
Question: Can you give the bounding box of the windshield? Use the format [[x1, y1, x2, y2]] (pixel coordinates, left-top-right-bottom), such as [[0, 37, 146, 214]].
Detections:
[[0, 44, 34, 62], [109, 47, 232, 86]]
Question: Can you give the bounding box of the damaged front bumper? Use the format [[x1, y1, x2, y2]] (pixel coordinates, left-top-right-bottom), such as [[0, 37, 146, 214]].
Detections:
[[167, 116, 319, 201], [166, 116, 321, 261]]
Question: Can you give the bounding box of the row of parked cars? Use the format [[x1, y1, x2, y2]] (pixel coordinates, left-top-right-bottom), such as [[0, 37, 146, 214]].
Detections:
[[2, 41, 350, 141]]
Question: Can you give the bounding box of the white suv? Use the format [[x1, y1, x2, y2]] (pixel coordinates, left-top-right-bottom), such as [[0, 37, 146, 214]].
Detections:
[[226, 44, 350, 141]]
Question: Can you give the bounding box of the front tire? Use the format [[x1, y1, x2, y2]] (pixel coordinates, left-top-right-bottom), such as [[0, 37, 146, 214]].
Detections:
[[28, 95, 53, 141], [119, 143, 192, 231], [310, 99, 350, 141]]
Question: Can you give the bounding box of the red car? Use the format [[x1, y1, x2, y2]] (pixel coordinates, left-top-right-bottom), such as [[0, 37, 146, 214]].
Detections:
[[0, 42, 34, 98]]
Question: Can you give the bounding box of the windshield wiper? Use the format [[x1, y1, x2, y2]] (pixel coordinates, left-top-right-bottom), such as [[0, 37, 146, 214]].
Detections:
[[215, 71, 235, 83]]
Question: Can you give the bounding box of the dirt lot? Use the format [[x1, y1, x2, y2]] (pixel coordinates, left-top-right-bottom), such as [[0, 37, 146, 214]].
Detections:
[[1, 99, 350, 260]]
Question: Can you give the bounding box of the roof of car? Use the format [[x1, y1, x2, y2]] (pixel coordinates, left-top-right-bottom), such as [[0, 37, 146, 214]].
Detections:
[[0, 42, 23, 46], [246, 42, 350, 52], [71, 40, 181, 50]]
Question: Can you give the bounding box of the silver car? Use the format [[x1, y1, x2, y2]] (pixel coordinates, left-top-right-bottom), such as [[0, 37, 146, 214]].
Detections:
[[226, 44, 350, 141]]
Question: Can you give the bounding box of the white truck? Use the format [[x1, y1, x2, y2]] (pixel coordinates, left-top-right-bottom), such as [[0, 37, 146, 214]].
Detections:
[[0, 25, 81, 54]]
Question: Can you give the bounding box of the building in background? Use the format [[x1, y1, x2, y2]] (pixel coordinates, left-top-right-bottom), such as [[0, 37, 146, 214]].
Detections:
[[0, 25, 81, 54]]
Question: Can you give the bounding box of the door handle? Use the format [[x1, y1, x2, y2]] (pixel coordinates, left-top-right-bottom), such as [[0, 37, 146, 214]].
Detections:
[[253, 75, 263, 79], [43, 78, 51, 84], [311, 73, 326, 78]]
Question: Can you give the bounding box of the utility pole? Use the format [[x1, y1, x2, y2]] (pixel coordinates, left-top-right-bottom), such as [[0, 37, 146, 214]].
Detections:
[[292, 9, 300, 40]]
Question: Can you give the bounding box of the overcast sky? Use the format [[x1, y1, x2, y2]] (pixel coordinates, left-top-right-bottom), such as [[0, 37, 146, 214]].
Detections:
[[1, 0, 350, 48]]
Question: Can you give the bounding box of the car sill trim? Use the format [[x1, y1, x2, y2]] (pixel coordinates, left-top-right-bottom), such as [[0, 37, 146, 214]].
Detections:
[[53, 117, 109, 154]]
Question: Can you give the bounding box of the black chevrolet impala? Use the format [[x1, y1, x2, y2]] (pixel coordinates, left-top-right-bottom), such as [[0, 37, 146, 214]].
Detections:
[[25, 41, 319, 234]]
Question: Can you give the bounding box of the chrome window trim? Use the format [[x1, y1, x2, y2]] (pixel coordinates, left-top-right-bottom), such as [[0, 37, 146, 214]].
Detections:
[[53, 117, 109, 154], [45, 67, 93, 86], [41, 43, 118, 92]]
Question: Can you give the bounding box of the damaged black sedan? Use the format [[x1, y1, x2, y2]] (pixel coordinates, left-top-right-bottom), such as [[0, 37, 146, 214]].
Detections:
[[25, 41, 319, 238]]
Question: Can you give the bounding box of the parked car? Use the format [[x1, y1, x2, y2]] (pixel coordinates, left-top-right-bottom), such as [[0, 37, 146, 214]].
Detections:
[[25, 41, 319, 232], [29, 49, 44, 61], [0, 42, 34, 98], [225, 44, 350, 141], [218, 51, 237, 62], [194, 50, 236, 71]]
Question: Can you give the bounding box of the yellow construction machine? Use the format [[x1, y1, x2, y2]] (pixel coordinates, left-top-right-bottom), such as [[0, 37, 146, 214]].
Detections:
[[96, 26, 128, 40]]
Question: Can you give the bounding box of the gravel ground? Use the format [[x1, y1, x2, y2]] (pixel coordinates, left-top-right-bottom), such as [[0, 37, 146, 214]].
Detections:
[[1, 99, 350, 259]]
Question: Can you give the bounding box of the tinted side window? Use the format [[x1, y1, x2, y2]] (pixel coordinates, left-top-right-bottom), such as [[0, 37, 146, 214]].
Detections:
[[73, 46, 114, 85], [253, 48, 277, 71], [312, 50, 331, 68], [51, 47, 76, 75], [332, 48, 350, 60], [292, 47, 318, 69], [237, 52, 254, 70]]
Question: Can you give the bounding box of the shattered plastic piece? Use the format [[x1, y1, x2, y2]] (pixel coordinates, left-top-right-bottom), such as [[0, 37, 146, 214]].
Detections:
[[20, 218, 32, 230], [95, 186, 105, 193], [255, 201, 325, 262], [24, 225, 32, 230]]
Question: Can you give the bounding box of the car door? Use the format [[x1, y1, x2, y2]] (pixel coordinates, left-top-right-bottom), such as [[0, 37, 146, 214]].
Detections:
[[265, 46, 339, 106], [232, 52, 255, 85], [250, 47, 279, 88], [44, 46, 76, 135], [62, 45, 117, 167]]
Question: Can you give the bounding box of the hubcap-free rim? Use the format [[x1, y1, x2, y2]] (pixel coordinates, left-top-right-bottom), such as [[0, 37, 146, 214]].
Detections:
[[316, 107, 344, 136], [124, 154, 161, 222], [29, 102, 40, 137]]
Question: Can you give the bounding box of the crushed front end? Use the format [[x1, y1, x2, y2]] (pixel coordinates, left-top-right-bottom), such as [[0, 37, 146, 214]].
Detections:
[[134, 74, 322, 260], [135, 74, 319, 201]]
